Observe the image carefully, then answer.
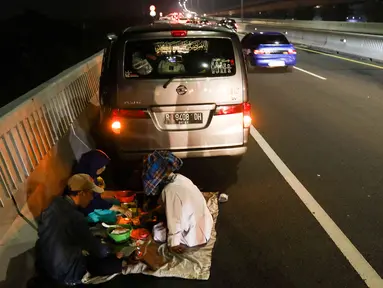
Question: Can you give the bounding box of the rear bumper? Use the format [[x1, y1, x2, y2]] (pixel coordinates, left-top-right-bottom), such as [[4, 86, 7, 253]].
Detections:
[[113, 145, 248, 161], [251, 55, 296, 67]]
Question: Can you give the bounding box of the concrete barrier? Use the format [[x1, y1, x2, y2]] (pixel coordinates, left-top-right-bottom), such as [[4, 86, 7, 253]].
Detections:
[[229, 18, 383, 35], [0, 51, 103, 286], [240, 23, 383, 62]]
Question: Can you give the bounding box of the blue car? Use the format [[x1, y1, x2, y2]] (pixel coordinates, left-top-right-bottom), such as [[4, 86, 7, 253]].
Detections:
[[241, 31, 296, 72]]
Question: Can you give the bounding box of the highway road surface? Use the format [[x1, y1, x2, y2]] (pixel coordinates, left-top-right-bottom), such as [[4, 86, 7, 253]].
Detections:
[[101, 45, 383, 288]]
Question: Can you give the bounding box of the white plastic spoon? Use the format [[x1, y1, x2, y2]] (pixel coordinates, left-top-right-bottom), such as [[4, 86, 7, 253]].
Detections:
[[102, 222, 120, 229]]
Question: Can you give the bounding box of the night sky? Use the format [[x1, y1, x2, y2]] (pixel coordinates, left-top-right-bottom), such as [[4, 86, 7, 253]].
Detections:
[[1, 0, 263, 20]]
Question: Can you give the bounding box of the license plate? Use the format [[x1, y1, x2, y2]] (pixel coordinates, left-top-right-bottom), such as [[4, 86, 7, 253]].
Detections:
[[164, 112, 203, 125], [268, 61, 285, 67]]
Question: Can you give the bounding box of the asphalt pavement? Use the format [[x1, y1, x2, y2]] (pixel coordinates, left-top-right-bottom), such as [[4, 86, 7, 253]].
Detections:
[[99, 47, 383, 288]]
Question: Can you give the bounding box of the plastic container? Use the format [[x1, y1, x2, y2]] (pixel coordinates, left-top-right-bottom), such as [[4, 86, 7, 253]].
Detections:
[[107, 224, 133, 243], [116, 194, 136, 203], [87, 209, 117, 224], [116, 215, 132, 225], [130, 228, 150, 240]]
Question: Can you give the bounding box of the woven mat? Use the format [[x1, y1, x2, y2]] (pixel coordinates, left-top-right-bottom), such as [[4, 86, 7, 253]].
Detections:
[[82, 192, 219, 285]]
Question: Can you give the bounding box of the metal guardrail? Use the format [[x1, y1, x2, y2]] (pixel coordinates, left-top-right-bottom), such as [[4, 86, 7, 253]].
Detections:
[[0, 51, 103, 245], [230, 18, 383, 35], [0, 50, 104, 284]]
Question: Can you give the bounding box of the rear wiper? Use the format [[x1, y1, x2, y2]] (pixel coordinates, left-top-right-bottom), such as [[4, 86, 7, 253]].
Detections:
[[163, 76, 187, 89]]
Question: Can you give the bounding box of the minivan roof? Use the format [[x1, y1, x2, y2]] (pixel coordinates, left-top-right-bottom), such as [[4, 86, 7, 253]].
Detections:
[[122, 23, 236, 35]]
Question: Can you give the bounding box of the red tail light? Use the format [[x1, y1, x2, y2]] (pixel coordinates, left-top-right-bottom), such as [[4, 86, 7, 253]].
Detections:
[[215, 103, 252, 128], [215, 104, 243, 115], [243, 102, 252, 128], [111, 109, 148, 119], [111, 120, 121, 134], [110, 109, 148, 134], [171, 30, 187, 37], [235, 23, 238, 28], [288, 49, 296, 54]]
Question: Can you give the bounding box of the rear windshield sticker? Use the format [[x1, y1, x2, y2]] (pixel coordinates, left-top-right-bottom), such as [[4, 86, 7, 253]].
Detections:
[[157, 60, 186, 74], [131, 55, 153, 75], [211, 58, 232, 74], [154, 40, 209, 55]]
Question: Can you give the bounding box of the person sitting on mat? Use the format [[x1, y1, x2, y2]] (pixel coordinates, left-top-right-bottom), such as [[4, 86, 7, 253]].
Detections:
[[142, 151, 213, 254], [35, 174, 137, 286], [72, 149, 132, 218]]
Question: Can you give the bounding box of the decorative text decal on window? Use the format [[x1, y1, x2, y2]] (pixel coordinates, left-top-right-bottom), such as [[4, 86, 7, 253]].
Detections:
[[211, 58, 232, 74], [154, 40, 209, 55]]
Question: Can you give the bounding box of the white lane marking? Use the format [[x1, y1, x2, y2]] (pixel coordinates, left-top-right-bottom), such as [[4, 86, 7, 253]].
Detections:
[[250, 125, 383, 288], [294, 66, 327, 80]]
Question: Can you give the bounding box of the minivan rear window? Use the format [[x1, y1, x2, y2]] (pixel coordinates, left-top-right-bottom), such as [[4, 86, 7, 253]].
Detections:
[[124, 38, 236, 79], [252, 34, 290, 45]]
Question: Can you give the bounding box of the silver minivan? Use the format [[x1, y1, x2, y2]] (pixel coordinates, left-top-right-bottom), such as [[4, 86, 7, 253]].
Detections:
[[99, 23, 251, 160]]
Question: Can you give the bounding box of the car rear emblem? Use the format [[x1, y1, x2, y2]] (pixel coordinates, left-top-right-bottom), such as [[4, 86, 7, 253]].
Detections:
[[176, 85, 188, 95]]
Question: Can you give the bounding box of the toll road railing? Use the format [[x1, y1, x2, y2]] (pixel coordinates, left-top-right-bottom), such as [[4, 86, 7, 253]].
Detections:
[[219, 17, 383, 35], [237, 22, 383, 63], [0, 50, 103, 285]]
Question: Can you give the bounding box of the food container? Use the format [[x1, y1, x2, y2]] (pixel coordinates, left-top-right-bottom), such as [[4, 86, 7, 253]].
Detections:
[[130, 228, 150, 240], [107, 224, 133, 243], [120, 202, 136, 210], [116, 215, 132, 225], [87, 209, 117, 224], [116, 194, 136, 203]]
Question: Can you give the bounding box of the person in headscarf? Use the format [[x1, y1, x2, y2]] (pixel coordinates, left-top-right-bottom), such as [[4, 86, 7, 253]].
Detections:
[[142, 151, 213, 254], [72, 149, 132, 217]]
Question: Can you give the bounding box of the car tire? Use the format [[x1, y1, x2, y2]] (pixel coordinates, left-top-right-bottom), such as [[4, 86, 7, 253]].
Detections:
[[285, 66, 293, 73]]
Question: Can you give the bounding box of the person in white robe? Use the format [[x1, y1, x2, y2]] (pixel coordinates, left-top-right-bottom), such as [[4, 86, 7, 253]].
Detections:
[[142, 151, 213, 254]]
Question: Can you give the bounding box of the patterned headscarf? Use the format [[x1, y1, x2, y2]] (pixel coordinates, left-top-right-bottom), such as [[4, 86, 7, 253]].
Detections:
[[142, 151, 183, 196]]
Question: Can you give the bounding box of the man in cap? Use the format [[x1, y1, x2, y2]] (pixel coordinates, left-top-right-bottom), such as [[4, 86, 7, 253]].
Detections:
[[35, 174, 134, 286], [142, 151, 213, 254]]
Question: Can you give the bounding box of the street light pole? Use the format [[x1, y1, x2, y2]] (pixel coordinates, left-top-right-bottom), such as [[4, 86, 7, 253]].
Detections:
[[241, 0, 244, 21]]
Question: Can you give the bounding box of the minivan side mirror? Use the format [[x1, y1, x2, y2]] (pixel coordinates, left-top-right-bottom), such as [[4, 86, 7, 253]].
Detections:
[[107, 33, 117, 41]]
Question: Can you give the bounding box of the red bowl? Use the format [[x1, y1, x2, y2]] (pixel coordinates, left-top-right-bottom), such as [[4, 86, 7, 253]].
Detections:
[[116, 194, 135, 203]]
